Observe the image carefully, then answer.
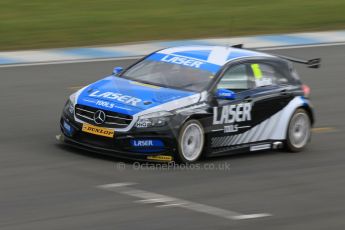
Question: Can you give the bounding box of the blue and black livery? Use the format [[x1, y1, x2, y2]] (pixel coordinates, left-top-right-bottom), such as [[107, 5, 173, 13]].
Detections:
[[59, 45, 318, 163]]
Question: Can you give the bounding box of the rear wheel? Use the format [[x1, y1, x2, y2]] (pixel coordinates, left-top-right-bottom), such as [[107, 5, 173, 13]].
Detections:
[[286, 108, 311, 152], [177, 120, 205, 163]]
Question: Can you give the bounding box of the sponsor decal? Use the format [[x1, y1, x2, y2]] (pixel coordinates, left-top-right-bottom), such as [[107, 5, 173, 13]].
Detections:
[[213, 103, 252, 125], [130, 139, 164, 147], [95, 100, 116, 109], [146, 53, 220, 73], [147, 155, 173, 161], [251, 64, 263, 79], [161, 54, 204, 68], [255, 78, 272, 87], [224, 125, 251, 133], [92, 99, 133, 111], [251, 63, 273, 87], [224, 124, 238, 133], [82, 123, 114, 138], [219, 92, 232, 97], [89, 90, 142, 106], [135, 120, 151, 128]]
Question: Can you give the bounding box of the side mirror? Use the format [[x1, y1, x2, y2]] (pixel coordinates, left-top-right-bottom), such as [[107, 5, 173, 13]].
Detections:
[[113, 66, 123, 75], [215, 88, 236, 100]]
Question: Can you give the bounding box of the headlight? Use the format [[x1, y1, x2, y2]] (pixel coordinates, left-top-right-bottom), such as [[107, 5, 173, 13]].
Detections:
[[64, 99, 75, 116], [135, 111, 173, 128], [64, 93, 76, 116]]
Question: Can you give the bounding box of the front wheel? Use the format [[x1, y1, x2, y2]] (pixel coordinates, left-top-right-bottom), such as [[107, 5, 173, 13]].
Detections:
[[177, 120, 205, 163], [286, 108, 311, 152]]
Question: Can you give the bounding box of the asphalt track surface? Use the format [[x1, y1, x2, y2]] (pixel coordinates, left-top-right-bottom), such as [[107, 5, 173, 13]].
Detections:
[[1, 45, 345, 230]]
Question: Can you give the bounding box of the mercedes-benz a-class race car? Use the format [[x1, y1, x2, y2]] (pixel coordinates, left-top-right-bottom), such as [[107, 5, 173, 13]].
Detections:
[[58, 45, 319, 163]]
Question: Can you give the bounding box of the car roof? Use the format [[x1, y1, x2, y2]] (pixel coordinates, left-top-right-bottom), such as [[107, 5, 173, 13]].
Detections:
[[149, 45, 274, 73], [159, 45, 272, 63]]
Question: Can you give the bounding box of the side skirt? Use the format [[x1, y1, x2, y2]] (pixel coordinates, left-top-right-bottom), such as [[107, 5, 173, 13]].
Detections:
[[206, 140, 284, 157]]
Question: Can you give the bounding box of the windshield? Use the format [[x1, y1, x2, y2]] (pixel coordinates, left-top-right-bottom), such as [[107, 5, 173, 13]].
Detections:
[[121, 59, 216, 92]]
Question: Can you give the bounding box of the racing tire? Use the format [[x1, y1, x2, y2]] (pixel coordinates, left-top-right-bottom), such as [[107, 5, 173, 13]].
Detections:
[[285, 108, 311, 152], [177, 119, 205, 163]]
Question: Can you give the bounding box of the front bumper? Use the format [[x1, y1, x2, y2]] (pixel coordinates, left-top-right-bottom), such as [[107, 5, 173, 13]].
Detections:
[[59, 114, 178, 161]]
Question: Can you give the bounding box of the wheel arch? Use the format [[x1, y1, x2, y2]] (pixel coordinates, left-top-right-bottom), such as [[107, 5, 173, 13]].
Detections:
[[179, 110, 210, 128], [268, 96, 313, 140], [300, 104, 315, 125]]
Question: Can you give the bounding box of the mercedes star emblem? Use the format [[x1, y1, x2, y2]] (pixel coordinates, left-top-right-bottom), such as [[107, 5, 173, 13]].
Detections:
[[94, 110, 106, 124]]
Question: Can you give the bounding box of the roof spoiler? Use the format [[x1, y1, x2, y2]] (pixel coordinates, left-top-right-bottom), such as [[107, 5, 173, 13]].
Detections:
[[231, 44, 321, 68], [232, 44, 243, 49], [278, 55, 321, 69]]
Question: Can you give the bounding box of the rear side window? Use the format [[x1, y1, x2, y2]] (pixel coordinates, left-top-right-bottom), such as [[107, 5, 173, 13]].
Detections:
[[217, 64, 250, 91], [289, 64, 302, 82], [250, 63, 289, 87]]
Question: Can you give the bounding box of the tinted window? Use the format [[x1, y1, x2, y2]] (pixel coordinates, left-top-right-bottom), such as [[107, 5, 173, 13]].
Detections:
[[250, 63, 288, 87], [217, 64, 251, 91], [121, 59, 215, 92]]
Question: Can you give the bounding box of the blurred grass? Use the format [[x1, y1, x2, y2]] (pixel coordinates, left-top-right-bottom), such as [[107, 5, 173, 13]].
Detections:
[[0, 0, 345, 50]]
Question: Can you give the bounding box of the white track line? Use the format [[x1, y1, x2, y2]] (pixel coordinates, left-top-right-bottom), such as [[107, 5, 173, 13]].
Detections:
[[258, 42, 345, 50], [1, 42, 345, 68], [0, 56, 142, 68], [97, 182, 272, 221]]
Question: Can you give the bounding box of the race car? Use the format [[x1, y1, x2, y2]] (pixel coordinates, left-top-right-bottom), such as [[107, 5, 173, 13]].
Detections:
[[58, 45, 319, 163]]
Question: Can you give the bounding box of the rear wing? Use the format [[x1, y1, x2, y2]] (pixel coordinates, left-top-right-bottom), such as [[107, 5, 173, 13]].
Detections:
[[276, 55, 321, 69], [231, 44, 321, 68]]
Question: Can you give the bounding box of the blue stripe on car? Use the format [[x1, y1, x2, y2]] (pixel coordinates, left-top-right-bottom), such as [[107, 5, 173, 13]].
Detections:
[[227, 49, 266, 60], [77, 76, 195, 116], [146, 52, 221, 73], [173, 50, 212, 61]]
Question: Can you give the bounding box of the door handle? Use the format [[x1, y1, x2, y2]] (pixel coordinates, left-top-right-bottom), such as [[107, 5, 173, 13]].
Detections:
[[280, 90, 292, 96], [244, 96, 252, 103]]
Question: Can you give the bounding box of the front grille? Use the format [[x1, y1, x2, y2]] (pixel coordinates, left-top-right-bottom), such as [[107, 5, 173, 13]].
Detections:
[[75, 104, 133, 128]]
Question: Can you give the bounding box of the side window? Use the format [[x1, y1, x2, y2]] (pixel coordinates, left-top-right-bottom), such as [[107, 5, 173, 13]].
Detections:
[[250, 63, 288, 87], [217, 64, 250, 91]]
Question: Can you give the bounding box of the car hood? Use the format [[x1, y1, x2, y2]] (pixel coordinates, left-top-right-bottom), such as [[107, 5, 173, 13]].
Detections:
[[76, 76, 198, 116]]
